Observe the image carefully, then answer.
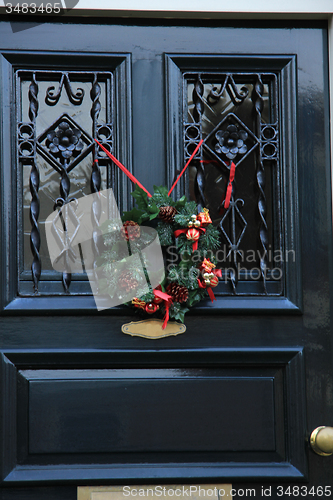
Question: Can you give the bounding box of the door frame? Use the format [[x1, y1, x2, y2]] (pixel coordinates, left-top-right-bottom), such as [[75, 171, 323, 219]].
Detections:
[[0, 3, 332, 490]]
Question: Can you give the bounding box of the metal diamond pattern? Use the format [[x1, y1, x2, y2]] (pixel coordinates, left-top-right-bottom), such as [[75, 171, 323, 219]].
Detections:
[[204, 112, 259, 169], [37, 113, 93, 173]]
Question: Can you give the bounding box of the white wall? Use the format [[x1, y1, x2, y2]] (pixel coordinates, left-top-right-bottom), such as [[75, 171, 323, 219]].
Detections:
[[71, 0, 332, 14]]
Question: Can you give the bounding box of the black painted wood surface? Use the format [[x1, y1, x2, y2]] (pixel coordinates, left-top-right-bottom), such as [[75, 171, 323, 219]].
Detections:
[[0, 17, 332, 499]]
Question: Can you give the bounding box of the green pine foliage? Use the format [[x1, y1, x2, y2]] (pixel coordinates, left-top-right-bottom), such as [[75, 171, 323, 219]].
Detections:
[[156, 221, 174, 246], [198, 224, 221, 251], [178, 200, 198, 217], [98, 185, 222, 326], [151, 185, 174, 207], [136, 289, 155, 304], [174, 213, 190, 227], [176, 234, 194, 255], [171, 263, 200, 290]]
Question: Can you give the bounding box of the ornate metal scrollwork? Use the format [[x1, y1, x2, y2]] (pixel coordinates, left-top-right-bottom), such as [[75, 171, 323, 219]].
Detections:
[[204, 112, 259, 169], [53, 162, 77, 294], [29, 160, 41, 292], [185, 71, 280, 295], [261, 124, 279, 160], [190, 75, 205, 209], [45, 73, 85, 106], [28, 74, 39, 121], [37, 113, 93, 173], [48, 120, 83, 293], [252, 74, 268, 293], [90, 74, 103, 287], [18, 69, 113, 294], [215, 124, 248, 160], [18, 123, 35, 160], [220, 197, 247, 293], [208, 74, 249, 106], [91, 73, 101, 121], [27, 73, 41, 292]]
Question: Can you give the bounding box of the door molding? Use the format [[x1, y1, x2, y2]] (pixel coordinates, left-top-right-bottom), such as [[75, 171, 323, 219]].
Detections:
[[1, 348, 307, 483]]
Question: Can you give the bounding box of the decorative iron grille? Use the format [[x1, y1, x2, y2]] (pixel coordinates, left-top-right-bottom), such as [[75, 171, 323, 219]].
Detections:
[[184, 72, 282, 295], [17, 70, 114, 295], [16, 68, 285, 300]]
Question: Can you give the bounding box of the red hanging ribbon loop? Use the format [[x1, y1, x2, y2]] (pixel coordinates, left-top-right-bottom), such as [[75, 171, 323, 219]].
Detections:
[[168, 139, 204, 196], [153, 289, 173, 330], [153, 289, 171, 303], [224, 161, 236, 209], [162, 301, 171, 330], [94, 139, 152, 197], [192, 240, 199, 251], [197, 279, 216, 302], [207, 287, 216, 302], [214, 268, 223, 279]]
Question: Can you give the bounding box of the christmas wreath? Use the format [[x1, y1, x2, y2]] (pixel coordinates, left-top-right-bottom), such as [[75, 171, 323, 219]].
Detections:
[[95, 139, 223, 329]]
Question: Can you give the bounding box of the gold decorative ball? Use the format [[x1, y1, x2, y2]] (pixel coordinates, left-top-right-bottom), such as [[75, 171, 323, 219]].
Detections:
[[194, 220, 201, 227]]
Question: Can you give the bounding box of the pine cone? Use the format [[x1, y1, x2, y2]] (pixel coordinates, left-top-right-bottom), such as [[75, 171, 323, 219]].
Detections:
[[121, 220, 140, 241], [166, 282, 189, 303], [159, 206, 177, 223], [118, 270, 138, 293]]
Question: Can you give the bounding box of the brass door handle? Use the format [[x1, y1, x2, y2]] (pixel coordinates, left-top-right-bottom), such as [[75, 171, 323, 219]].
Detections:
[[310, 426, 333, 456]]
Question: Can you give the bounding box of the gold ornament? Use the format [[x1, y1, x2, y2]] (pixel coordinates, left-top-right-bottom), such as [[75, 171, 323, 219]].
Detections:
[[132, 298, 146, 309], [201, 258, 216, 272], [197, 208, 212, 226]]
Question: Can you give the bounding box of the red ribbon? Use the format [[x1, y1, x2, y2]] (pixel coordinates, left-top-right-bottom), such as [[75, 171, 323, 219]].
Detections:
[[168, 139, 204, 196], [174, 227, 206, 251], [94, 139, 152, 198], [197, 268, 222, 302], [224, 161, 236, 209], [153, 289, 173, 330], [214, 268, 223, 279]]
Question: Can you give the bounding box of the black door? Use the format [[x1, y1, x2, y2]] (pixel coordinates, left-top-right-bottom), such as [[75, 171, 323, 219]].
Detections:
[[0, 18, 332, 499]]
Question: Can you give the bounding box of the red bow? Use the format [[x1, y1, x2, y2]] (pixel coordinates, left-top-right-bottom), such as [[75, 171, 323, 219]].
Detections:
[[174, 227, 206, 251], [197, 268, 222, 302], [153, 289, 173, 329]]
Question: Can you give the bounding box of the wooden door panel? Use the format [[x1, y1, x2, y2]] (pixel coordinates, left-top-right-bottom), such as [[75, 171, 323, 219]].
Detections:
[[0, 19, 332, 495], [2, 349, 306, 482], [28, 375, 275, 454]]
